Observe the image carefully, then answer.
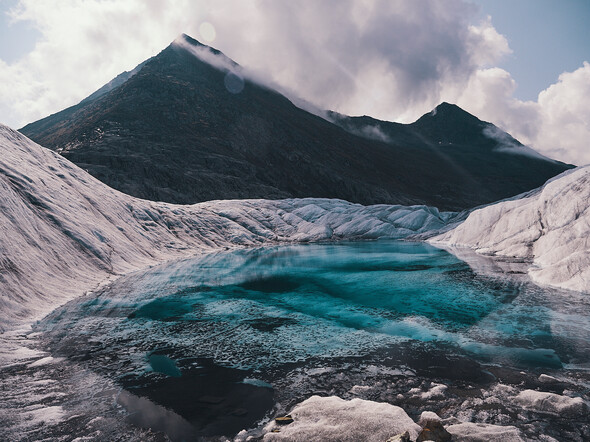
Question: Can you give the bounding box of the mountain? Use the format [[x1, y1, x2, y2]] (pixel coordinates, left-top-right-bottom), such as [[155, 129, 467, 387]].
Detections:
[[431, 166, 590, 292], [20, 34, 572, 211], [0, 123, 453, 331]]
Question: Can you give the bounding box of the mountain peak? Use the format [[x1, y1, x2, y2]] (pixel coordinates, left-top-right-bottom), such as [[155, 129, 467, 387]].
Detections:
[[430, 102, 478, 121], [19, 39, 572, 211], [412, 102, 482, 131], [175, 33, 205, 48], [170, 33, 235, 68]]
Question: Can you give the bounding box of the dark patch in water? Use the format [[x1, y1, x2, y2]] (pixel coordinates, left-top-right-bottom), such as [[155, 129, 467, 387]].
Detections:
[[239, 275, 301, 293], [244, 317, 298, 332], [120, 357, 274, 440], [149, 354, 182, 377], [128, 297, 194, 321]]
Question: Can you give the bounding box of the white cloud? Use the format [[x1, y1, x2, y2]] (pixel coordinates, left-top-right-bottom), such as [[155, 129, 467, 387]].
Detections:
[[454, 63, 590, 166], [0, 0, 587, 165], [535, 62, 590, 165]]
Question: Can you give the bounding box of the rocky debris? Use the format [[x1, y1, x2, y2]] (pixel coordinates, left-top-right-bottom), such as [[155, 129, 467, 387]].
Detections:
[[274, 415, 293, 425], [416, 411, 451, 442], [417, 411, 442, 426], [538, 374, 559, 384], [386, 430, 411, 441]]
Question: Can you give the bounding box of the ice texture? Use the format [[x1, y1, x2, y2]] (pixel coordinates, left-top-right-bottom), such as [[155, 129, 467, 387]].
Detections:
[[431, 166, 590, 293], [0, 124, 455, 331]]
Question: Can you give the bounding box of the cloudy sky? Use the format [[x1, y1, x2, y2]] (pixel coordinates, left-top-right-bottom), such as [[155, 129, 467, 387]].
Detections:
[[0, 0, 588, 165]]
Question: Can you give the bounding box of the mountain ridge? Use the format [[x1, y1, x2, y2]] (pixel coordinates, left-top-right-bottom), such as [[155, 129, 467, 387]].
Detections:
[[20, 34, 572, 211]]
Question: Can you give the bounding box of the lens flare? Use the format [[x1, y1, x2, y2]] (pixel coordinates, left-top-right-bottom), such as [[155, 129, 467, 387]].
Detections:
[[224, 71, 244, 94], [199, 22, 216, 43]]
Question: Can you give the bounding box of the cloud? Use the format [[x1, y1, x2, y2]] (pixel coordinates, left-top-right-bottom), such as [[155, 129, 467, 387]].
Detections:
[[482, 124, 554, 162], [0, 0, 587, 165], [455, 63, 590, 166]]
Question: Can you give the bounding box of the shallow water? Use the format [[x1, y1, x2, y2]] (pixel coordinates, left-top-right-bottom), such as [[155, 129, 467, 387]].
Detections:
[[25, 241, 590, 439]]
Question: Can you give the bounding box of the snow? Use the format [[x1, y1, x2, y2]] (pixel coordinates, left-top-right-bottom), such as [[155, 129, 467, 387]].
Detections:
[[513, 390, 587, 416], [261, 396, 421, 441], [27, 356, 61, 368], [23, 405, 66, 425], [446, 422, 524, 441], [431, 165, 590, 293], [408, 383, 448, 400], [419, 383, 447, 400], [0, 123, 455, 331]]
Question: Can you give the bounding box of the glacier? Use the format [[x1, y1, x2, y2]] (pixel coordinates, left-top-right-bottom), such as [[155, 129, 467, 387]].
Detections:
[[431, 166, 590, 293], [1, 122, 589, 440], [0, 123, 456, 331]]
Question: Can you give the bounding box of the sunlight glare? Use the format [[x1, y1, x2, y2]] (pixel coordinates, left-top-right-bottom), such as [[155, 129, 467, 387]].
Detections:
[[199, 22, 216, 43]]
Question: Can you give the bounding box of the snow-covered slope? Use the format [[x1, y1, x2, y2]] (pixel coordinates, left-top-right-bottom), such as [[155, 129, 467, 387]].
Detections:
[[0, 124, 455, 331], [431, 166, 590, 293]]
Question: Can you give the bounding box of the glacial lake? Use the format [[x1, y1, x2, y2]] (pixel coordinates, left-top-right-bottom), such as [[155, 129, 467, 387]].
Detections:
[[35, 240, 590, 440]]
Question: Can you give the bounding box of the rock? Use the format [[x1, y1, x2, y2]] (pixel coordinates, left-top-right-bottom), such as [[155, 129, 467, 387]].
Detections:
[[513, 390, 587, 417], [416, 420, 452, 441], [538, 374, 558, 384], [262, 396, 421, 441], [418, 411, 442, 426], [446, 422, 524, 441], [274, 415, 294, 425], [386, 430, 411, 442]]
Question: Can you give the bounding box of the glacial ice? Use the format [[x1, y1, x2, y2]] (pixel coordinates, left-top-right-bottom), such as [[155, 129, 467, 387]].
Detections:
[[431, 166, 590, 293], [0, 123, 455, 331], [1, 121, 589, 440]]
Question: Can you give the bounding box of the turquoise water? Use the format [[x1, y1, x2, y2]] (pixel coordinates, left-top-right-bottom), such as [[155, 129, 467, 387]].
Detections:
[[28, 240, 590, 441], [41, 240, 590, 373]]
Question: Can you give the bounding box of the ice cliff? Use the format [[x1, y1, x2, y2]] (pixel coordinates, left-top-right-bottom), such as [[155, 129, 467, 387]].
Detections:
[[432, 166, 590, 293], [0, 124, 454, 331]]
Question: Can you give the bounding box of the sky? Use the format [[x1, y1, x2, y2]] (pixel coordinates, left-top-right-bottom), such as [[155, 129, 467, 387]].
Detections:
[[0, 0, 588, 165]]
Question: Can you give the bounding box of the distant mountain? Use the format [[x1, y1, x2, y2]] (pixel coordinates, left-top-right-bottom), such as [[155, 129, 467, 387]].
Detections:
[[20, 34, 572, 210]]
